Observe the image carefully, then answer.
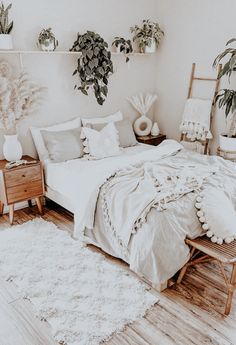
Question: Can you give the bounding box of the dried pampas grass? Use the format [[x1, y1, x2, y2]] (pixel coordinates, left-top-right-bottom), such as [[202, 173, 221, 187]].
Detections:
[[0, 59, 46, 132]]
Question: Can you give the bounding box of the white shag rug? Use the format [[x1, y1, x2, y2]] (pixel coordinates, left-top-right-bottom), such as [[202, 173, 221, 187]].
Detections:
[[0, 219, 158, 345]]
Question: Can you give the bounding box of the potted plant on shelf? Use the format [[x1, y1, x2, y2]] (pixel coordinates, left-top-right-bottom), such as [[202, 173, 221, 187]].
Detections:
[[37, 28, 58, 52], [70, 31, 113, 105], [0, 59, 45, 161], [0, 2, 13, 50], [213, 38, 236, 151], [130, 19, 164, 53], [112, 37, 133, 62]]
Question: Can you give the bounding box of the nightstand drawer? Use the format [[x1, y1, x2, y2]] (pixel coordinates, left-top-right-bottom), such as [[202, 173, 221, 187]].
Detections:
[[7, 180, 43, 204], [4, 165, 41, 188]]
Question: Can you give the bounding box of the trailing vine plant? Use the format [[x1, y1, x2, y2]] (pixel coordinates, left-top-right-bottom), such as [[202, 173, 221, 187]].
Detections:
[[70, 31, 113, 105]]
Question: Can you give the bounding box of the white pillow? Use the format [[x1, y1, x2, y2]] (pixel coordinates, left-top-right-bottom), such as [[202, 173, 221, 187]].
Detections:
[[30, 117, 81, 162], [195, 188, 236, 244], [81, 122, 121, 159], [82, 111, 123, 126]]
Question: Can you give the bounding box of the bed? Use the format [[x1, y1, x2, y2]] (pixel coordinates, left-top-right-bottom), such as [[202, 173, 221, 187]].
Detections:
[[43, 138, 236, 291]]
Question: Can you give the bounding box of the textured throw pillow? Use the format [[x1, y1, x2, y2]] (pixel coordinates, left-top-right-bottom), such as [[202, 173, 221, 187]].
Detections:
[[81, 122, 121, 159], [41, 128, 83, 163], [30, 117, 81, 162], [195, 188, 236, 244], [92, 119, 137, 148], [81, 111, 123, 126]]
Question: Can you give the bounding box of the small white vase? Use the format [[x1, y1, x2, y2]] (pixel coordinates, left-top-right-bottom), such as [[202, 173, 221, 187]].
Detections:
[[133, 115, 152, 136], [3, 135, 23, 162], [151, 122, 160, 137], [0, 34, 13, 50], [144, 38, 156, 53]]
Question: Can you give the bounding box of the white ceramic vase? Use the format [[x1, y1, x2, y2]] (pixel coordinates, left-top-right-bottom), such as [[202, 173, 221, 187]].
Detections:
[[3, 134, 23, 162], [0, 34, 13, 50], [133, 115, 152, 136], [151, 122, 160, 137], [219, 134, 236, 151], [144, 38, 156, 53]]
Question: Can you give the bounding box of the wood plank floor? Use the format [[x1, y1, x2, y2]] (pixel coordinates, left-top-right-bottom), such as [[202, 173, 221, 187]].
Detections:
[[0, 202, 236, 345]]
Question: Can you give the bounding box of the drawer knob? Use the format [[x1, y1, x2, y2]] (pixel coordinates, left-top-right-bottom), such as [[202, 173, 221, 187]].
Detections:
[[24, 189, 27, 192], [22, 174, 26, 178]]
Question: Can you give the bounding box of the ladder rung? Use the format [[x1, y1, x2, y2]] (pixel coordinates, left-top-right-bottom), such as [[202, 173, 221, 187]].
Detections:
[[193, 77, 218, 82]]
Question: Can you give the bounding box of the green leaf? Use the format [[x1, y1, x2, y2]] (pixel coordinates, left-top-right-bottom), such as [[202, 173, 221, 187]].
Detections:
[[71, 30, 112, 105], [227, 38, 236, 46]]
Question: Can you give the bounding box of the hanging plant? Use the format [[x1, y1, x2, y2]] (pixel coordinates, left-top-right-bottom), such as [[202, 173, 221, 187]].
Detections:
[[70, 31, 113, 105], [112, 37, 133, 62]]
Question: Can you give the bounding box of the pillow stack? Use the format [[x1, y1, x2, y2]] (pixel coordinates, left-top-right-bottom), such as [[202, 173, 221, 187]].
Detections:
[[30, 110, 138, 163]]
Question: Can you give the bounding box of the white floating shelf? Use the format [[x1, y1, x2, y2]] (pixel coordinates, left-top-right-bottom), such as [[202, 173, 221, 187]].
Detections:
[[0, 50, 154, 56], [0, 50, 81, 55]]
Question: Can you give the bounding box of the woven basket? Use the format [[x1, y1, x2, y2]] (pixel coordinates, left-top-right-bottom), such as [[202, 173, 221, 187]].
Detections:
[[217, 147, 236, 162]]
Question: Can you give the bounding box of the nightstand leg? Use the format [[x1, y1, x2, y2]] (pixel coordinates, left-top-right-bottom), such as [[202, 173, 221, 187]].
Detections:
[[9, 204, 14, 225], [28, 200, 32, 208], [0, 202, 4, 215], [35, 197, 43, 215]]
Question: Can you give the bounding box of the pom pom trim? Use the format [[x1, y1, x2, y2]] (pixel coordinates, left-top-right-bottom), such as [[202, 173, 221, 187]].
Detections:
[[195, 192, 235, 245]]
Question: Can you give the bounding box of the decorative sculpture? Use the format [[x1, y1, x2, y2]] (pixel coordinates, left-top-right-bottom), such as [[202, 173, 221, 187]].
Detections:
[[128, 93, 157, 136]]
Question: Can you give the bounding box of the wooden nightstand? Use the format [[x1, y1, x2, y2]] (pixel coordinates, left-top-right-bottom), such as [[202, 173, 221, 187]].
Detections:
[[0, 156, 44, 224], [136, 134, 166, 146]]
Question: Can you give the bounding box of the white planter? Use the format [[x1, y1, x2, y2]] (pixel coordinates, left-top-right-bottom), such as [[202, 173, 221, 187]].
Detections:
[[134, 115, 152, 136], [144, 38, 156, 53], [114, 45, 121, 53], [3, 134, 23, 162], [39, 39, 56, 52], [219, 134, 236, 151], [0, 34, 13, 50]]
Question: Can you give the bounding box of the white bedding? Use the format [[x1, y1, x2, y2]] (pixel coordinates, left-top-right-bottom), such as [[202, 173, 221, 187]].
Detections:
[[45, 140, 236, 286], [45, 141, 180, 235], [45, 143, 152, 193]]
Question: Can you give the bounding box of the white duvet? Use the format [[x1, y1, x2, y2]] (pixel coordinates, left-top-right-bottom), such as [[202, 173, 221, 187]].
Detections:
[[46, 140, 183, 236], [45, 140, 236, 285]]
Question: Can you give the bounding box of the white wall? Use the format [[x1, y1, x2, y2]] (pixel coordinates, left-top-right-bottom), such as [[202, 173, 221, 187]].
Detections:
[[0, 0, 159, 158], [154, 0, 236, 152]]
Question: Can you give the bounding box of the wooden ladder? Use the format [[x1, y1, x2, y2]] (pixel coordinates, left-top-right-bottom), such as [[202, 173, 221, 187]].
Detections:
[[180, 63, 222, 155]]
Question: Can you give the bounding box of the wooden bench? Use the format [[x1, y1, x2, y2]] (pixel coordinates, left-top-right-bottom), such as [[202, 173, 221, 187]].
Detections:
[[177, 236, 236, 315]]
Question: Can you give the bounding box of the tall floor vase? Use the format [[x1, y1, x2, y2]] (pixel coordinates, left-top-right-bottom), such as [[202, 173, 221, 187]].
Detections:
[[3, 134, 23, 161]]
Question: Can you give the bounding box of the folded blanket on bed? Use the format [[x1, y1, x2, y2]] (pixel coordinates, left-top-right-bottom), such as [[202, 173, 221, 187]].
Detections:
[[100, 161, 215, 252]]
